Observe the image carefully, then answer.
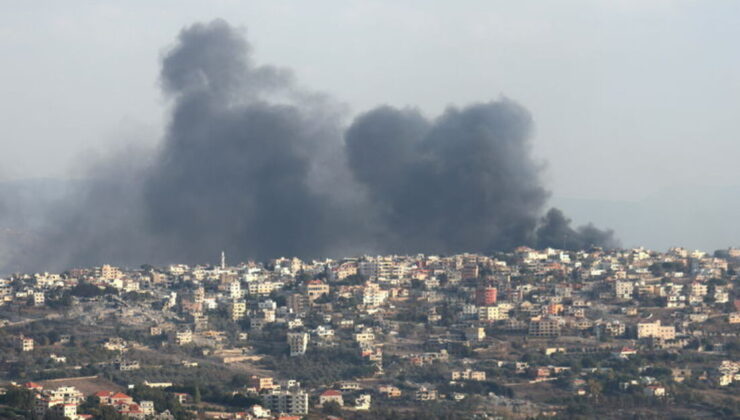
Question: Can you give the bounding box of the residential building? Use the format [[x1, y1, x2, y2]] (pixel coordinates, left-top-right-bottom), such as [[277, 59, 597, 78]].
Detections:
[[263, 390, 308, 415], [287, 332, 309, 356], [637, 320, 676, 340]]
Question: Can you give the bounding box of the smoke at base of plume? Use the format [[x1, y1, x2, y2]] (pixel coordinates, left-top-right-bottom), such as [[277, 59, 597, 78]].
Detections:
[[0, 19, 617, 273]]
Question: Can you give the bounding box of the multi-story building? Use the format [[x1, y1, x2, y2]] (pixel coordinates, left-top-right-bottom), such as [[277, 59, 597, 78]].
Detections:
[[414, 387, 438, 401], [333, 261, 358, 281], [193, 287, 205, 304], [263, 390, 308, 415], [637, 320, 676, 340], [528, 318, 561, 337], [603, 321, 626, 337], [287, 332, 309, 356], [475, 286, 497, 306], [362, 282, 388, 307], [451, 369, 486, 381], [378, 385, 402, 398], [249, 375, 275, 392], [319, 390, 344, 407], [358, 259, 378, 281], [461, 264, 479, 280], [465, 326, 486, 341], [33, 292, 45, 306], [174, 329, 193, 346], [229, 281, 242, 299], [287, 293, 308, 315], [247, 281, 277, 296], [230, 301, 247, 321], [478, 305, 509, 322], [18, 336, 34, 352], [354, 331, 375, 344], [615, 280, 634, 300], [305, 280, 329, 302]]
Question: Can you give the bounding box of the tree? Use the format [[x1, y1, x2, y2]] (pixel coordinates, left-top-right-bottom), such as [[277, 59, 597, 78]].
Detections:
[[194, 385, 201, 404], [322, 401, 342, 416], [587, 379, 603, 402], [98, 405, 123, 420], [0, 386, 35, 412]]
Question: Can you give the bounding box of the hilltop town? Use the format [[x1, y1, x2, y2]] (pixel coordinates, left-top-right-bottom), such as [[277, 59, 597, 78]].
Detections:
[[1, 246, 739, 419]]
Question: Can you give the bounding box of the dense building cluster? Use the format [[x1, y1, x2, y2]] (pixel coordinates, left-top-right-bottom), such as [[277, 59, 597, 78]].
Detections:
[[0, 246, 739, 419]]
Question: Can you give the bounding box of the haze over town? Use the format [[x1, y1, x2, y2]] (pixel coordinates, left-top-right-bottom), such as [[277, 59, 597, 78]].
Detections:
[[1, 1, 740, 264], [1, 3, 740, 420]]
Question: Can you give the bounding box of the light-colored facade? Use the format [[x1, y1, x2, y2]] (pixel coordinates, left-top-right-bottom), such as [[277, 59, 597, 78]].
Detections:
[[615, 280, 634, 300], [637, 320, 676, 340], [287, 332, 308, 356], [230, 301, 247, 321], [263, 390, 308, 415], [478, 305, 509, 322]]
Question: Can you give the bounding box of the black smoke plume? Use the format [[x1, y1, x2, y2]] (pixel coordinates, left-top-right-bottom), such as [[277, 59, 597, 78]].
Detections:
[[0, 19, 617, 273], [536, 208, 618, 250], [142, 20, 361, 263], [345, 103, 547, 254]]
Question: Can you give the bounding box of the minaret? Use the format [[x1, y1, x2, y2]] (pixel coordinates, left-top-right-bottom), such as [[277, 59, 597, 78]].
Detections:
[[221, 251, 226, 270]]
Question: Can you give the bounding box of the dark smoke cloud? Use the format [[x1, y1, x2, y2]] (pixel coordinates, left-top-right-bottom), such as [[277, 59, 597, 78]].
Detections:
[[536, 208, 619, 250], [0, 19, 617, 273], [142, 20, 360, 263], [345, 102, 547, 254]]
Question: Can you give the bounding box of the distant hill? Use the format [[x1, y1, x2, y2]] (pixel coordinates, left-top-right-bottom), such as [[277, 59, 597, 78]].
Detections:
[[0, 178, 82, 274], [2, 178, 739, 273], [552, 185, 740, 252]]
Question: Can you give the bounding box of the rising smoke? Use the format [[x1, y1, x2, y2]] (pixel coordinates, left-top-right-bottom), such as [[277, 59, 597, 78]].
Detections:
[[0, 19, 617, 273]]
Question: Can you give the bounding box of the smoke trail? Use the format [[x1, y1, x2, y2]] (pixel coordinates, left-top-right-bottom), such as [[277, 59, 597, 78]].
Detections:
[[536, 208, 619, 250], [0, 19, 617, 273]]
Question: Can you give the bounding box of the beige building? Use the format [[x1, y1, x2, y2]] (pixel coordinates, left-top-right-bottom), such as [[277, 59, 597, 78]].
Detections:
[[529, 318, 561, 337], [33, 292, 45, 306], [354, 331, 375, 343], [230, 301, 247, 321], [98, 264, 122, 281], [637, 320, 675, 340], [229, 281, 243, 299], [362, 282, 389, 307], [690, 282, 708, 297], [478, 305, 509, 322], [249, 375, 275, 391], [615, 280, 634, 300], [18, 336, 34, 352], [451, 369, 486, 381], [305, 280, 329, 302], [319, 390, 344, 407], [174, 329, 193, 346], [378, 385, 402, 398]]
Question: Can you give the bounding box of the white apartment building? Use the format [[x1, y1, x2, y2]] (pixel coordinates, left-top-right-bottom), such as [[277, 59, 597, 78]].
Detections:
[[263, 390, 308, 415], [287, 332, 309, 356]]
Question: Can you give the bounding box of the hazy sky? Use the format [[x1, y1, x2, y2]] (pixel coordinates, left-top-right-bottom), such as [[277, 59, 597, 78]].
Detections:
[[2, 0, 739, 204]]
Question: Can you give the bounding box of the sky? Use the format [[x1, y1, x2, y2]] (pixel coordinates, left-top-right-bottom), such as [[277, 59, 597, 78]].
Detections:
[[1, 1, 739, 251]]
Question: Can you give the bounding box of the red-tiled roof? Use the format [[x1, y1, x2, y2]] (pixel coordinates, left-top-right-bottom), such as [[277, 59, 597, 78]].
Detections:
[[321, 390, 342, 396]]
